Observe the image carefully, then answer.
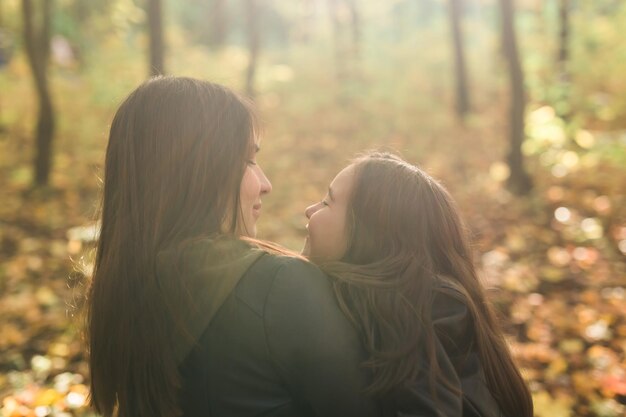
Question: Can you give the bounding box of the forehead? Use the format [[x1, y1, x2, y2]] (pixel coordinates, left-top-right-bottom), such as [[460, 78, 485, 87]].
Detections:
[[330, 164, 356, 197]]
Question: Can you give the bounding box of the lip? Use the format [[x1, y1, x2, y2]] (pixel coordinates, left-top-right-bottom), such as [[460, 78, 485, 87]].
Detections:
[[252, 203, 262, 218]]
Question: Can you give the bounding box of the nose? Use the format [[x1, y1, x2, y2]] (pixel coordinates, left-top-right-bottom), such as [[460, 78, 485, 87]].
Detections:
[[258, 166, 272, 195], [305, 202, 321, 219]]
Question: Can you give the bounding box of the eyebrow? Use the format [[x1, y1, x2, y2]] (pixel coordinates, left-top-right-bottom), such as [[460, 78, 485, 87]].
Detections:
[[328, 186, 335, 201]]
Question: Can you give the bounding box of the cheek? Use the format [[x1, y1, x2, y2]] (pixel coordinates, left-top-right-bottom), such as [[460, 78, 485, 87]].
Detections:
[[240, 169, 260, 201], [309, 213, 349, 260]]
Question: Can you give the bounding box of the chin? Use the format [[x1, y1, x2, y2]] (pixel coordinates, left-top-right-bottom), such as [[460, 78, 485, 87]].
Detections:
[[301, 238, 310, 257], [238, 222, 257, 238]]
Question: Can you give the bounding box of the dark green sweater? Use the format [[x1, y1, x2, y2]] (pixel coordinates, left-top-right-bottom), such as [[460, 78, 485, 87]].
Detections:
[[156, 238, 380, 417]]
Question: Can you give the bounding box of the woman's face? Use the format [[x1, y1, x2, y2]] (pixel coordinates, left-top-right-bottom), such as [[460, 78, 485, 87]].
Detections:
[[238, 142, 272, 237], [302, 164, 355, 262]]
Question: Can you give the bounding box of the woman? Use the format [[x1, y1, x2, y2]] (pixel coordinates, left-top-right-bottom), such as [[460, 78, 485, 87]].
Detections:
[[86, 77, 379, 417], [303, 152, 533, 417]]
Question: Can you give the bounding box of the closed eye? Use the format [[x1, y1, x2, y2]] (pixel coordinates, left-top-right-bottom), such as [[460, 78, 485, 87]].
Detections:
[[247, 160, 257, 166], [321, 200, 329, 206]]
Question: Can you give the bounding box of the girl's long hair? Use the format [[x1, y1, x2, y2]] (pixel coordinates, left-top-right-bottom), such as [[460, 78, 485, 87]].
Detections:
[[86, 77, 257, 417], [321, 152, 533, 417]]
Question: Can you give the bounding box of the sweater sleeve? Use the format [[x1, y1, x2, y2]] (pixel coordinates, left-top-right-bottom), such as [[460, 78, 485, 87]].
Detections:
[[264, 258, 380, 417]]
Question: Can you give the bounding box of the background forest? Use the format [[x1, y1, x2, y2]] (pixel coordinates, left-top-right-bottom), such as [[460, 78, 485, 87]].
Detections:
[[1, 0, 626, 416]]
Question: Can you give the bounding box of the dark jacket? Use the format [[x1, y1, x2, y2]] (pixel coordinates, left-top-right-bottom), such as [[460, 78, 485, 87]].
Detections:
[[156, 238, 381, 417], [385, 283, 504, 417]]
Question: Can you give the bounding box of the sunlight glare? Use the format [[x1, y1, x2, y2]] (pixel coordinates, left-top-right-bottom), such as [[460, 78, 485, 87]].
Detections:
[[551, 164, 568, 178], [593, 196, 611, 214], [271, 65, 294, 82], [66, 391, 87, 409], [528, 293, 544, 306], [585, 320, 611, 341], [489, 162, 510, 181], [555, 207, 571, 223], [547, 246, 571, 266], [581, 218, 603, 239], [561, 151, 579, 168], [546, 186, 565, 202], [529, 106, 556, 124], [35, 406, 52, 417], [575, 130, 596, 149]]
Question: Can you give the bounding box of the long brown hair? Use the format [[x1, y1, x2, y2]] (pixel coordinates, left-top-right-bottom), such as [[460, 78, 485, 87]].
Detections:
[[321, 152, 533, 417], [87, 77, 257, 417]]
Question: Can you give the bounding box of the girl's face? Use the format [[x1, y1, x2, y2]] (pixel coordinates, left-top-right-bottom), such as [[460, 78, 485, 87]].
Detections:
[[238, 142, 272, 237], [302, 164, 355, 262]]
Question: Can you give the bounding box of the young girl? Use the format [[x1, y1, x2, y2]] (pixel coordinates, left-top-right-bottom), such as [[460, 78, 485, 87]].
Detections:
[[87, 77, 379, 417], [303, 152, 533, 417]]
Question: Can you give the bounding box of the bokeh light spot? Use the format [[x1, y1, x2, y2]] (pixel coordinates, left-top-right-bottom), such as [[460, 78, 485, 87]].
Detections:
[[551, 164, 568, 178], [575, 130, 596, 148], [489, 162, 510, 182], [555, 207, 571, 223], [581, 218, 603, 239]]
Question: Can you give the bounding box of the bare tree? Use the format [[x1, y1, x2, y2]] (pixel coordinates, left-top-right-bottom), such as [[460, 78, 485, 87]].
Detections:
[[557, 0, 570, 71], [345, 0, 360, 60], [22, 0, 55, 186], [556, 0, 572, 122], [298, 0, 315, 43], [209, 0, 227, 48], [0, 0, 4, 132], [328, 0, 360, 81], [147, 0, 165, 75], [499, 0, 532, 195], [245, 0, 260, 97], [328, 0, 344, 80], [449, 0, 470, 120]]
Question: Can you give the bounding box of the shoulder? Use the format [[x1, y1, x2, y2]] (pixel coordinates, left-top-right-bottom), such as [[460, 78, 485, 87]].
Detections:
[[432, 284, 470, 322], [235, 253, 331, 316], [240, 253, 328, 291], [432, 279, 475, 356]]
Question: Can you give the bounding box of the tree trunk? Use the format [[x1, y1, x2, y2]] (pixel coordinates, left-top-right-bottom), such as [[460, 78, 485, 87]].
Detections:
[[499, 0, 532, 195], [0, 0, 3, 131], [209, 0, 227, 48], [245, 0, 260, 97], [147, 0, 164, 76], [345, 0, 360, 60], [449, 0, 470, 120], [22, 0, 55, 186], [557, 0, 570, 70], [328, 0, 344, 80], [556, 0, 572, 122], [299, 0, 315, 43]]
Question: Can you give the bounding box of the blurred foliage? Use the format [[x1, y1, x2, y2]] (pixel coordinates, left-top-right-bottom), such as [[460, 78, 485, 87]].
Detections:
[[1, 0, 626, 416]]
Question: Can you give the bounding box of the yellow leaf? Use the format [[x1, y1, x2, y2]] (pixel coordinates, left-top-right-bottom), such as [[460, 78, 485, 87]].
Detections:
[[34, 389, 62, 407], [546, 357, 568, 380], [533, 390, 574, 417]]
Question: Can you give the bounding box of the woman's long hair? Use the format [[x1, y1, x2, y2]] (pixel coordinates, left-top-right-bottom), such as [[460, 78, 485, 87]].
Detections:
[[86, 77, 257, 417], [321, 152, 533, 417]]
